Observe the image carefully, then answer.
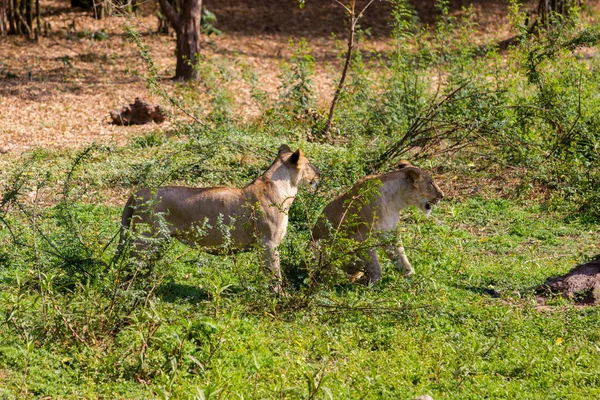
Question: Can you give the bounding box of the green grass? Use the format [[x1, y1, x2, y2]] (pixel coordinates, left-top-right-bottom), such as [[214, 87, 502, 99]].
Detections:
[[1, 138, 599, 398], [1, 5, 600, 396]]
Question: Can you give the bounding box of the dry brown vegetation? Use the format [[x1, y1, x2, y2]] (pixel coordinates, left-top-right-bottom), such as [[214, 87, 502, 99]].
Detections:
[[1, 0, 533, 154]]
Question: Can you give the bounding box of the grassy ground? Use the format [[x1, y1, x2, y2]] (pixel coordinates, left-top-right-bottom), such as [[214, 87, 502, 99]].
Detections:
[[0, 132, 599, 399], [2, 1, 600, 399]]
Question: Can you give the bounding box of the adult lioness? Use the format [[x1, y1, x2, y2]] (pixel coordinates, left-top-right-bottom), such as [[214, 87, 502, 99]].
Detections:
[[311, 161, 443, 284], [119, 145, 320, 292]]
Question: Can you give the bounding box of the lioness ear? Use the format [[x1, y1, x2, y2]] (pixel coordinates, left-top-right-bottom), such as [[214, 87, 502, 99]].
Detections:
[[278, 144, 292, 155], [405, 167, 422, 186], [290, 149, 303, 165], [397, 159, 411, 169]]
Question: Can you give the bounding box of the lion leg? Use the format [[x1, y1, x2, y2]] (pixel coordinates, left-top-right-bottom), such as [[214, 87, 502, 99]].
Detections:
[[262, 243, 283, 293], [343, 259, 365, 283], [363, 249, 383, 285], [384, 245, 414, 276]]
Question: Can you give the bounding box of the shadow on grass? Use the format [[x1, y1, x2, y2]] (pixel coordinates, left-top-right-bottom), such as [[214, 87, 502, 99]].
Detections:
[[157, 281, 210, 304], [454, 283, 502, 299]]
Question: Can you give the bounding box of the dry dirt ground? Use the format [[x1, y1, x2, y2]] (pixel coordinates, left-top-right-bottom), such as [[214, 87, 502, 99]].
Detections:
[[0, 0, 532, 155]]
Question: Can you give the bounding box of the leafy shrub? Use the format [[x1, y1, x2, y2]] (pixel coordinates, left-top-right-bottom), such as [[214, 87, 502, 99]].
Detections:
[[489, 7, 600, 217], [278, 38, 316, 117]]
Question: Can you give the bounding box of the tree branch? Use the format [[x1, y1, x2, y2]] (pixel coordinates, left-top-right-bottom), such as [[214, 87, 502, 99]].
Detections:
[[322, 0, 378, 138], [157, 0, 181, 33], [323, 0, 356, 137], [332, 0, 351, 14], [14, 8, 32, 39], [356, 0, 376, 23]]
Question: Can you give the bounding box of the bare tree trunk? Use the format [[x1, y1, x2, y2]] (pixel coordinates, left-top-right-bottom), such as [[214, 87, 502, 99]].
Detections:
[[18, 0, 24, 33], [1, 0, 7, 35], [0, 0, 79, 37], [537, 0, 582, 27], [158, 0, 202, 80], [15, 0, 32, 38], [25, 0, 31, 30], [8, 0, 15, 34], [6, 0, 13, 34], [34, 0, 39, 37], [539, 0, 549, 26], [175, 0, 201, 79]]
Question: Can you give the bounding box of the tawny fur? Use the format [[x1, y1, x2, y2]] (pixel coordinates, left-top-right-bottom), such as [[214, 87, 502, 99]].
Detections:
[[312, 162, 443, 284], [119, 145, 320, 292]]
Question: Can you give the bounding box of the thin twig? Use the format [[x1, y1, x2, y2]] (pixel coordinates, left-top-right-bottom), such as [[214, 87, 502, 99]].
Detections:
[[323, 0, 379, 138], [51, 302, 87, 346], [332, 0, 351, 14], [316, 303, 433, 313]]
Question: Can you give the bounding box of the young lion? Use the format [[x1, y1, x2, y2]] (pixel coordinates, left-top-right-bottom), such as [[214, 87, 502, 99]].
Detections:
[[119, 144, 320, 292], [311, 161, 443, 284]]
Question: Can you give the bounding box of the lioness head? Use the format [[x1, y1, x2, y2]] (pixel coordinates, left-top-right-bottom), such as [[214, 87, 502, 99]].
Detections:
[[403, 166, 444, 216], [278, 144, 321, 189]]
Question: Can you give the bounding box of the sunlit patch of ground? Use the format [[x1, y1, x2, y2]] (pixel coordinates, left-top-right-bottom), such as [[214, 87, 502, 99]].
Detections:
[[1, 0, 585, 155]]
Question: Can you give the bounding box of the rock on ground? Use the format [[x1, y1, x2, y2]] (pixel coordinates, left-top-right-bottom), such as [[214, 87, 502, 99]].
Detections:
[[110, 98, 165, 125], [537, 256, 600, 305]]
